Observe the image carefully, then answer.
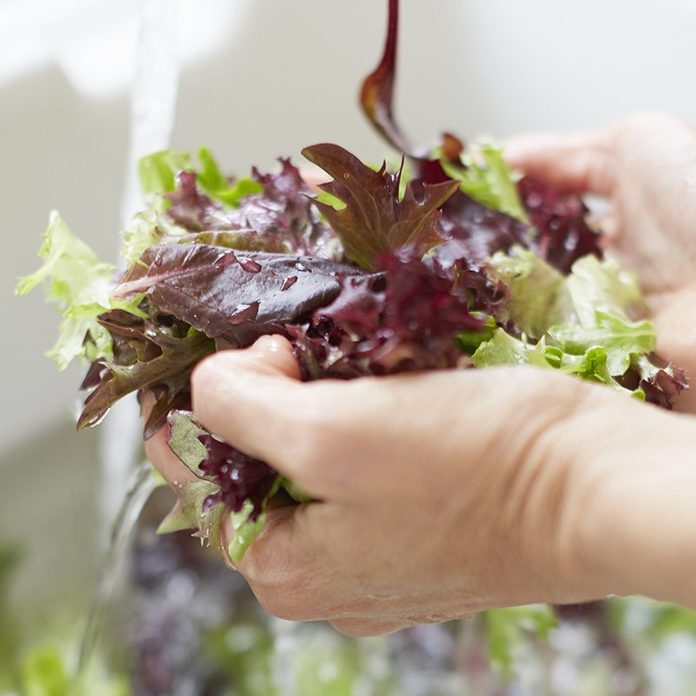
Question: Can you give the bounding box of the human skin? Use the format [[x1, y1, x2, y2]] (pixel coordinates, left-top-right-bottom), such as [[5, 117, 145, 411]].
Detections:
[[506, 112, 696, 414], [146, 113, 696, 636]]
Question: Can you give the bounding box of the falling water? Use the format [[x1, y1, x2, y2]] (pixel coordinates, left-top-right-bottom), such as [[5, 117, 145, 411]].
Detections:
[[75, 462, 159, 681], [75, 0, 180, 681], [99, 0, 180, 537]]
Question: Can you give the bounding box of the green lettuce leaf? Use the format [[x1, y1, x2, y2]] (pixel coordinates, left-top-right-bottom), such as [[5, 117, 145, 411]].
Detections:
[[228, 500, 270, 563], [487, 247, 570, 338], [120, 211, 167, 267], [489, 250, 655, 376], [565, 254, 644, 326], [551, 346, 645, 398], [549, 312, 655, 376], [550, 255, 655, 377], [473, 329, 549, 368], [15, 212, 143, 370], [161, 410, 228, 551], [440, 142, 530, 223], [196, 147, 263, 207], [475, 250, 659, 401], [457, 315, 497, 354], [138, 149, 192, 197], [139, 148, 262, 210], [165, 410, 210, 478]]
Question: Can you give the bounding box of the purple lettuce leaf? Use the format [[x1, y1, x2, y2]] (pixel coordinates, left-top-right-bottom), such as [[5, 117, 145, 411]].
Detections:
[[518, 176, 602, 274], [77, 309, 214, 437], [360, 0, 415, 156], [165, 410, 288, 561], [303, 143, 458, 269], [435, 197, 535, 267], [641, 367, 689, 409], [166, 409, 278, 522], [165, 171, 233, 232], [112, 243, 365, 345], [246, 158, 340, 258], [357, 0, 598, 278], [621, 353, 690, 410], [291, 248, 507, 379], [357, 0, 538, 269], [166, 159, 340, 259], [195, 433, 278, 522]]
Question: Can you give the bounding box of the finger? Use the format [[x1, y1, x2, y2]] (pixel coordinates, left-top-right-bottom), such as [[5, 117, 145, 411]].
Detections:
[[229, 504, 418, 623], [593, 211, 620, 245], [192, 337, 446, 500], [191, 334, 356, 497], [504, 131, 616, 197], [329, 618, 410, 638], [227, 503, 344, 621], [142, 392, 198, 492], [191, 334, 301, 458]]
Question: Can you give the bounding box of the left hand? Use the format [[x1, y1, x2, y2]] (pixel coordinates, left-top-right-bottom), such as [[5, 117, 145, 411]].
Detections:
[[506, 113, 696, 413]]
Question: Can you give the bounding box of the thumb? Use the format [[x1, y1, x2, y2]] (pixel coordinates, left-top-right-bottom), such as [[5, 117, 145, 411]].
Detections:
[[505, 130, 616, 197]]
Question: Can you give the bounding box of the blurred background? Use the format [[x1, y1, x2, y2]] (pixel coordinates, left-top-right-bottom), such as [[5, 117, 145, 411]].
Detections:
[[4, 0, 696, 692]]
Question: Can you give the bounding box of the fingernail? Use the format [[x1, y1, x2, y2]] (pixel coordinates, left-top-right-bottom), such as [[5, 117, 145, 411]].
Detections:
[[250, 334, 288, 354]]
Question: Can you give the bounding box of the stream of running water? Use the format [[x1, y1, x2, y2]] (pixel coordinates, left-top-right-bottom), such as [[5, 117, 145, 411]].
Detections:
[[75, 0, 180, 681], [99, 0, 180, 538]]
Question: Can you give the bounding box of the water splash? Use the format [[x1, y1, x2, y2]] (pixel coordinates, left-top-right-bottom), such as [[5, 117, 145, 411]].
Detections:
[[120, 0, 179, 227], [76, 461, 158, 682]]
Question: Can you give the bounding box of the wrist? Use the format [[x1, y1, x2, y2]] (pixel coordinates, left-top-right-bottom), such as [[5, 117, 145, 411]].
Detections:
[[505, 376, 632, 604], [572, 404, 696, 607]]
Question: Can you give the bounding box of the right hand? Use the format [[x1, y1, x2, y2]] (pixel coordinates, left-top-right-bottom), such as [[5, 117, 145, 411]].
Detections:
[[506, 113, 696, 412], [147, 337, 696, 633]]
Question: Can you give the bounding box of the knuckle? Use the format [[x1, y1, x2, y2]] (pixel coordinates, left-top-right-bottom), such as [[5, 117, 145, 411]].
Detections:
[[251, 585, 316, 622], [190, 353, 222, 395], [277, 379, 380, 494], [283, 387, 349, 468], [238, 544, 321, 622]]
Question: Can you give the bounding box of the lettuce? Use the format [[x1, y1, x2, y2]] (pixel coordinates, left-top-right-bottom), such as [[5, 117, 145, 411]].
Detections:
[[441, 142, 530, 223], [487, 246, 569, 338], [15, 212, 144, 370], [303, 143, 458, 269], [139, 147, 261, 208], [18, 0, 691, 678], [478, 249, 685, 402]]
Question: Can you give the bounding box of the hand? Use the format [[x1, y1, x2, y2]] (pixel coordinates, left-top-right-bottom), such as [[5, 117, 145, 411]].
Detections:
[[506, 113, 696, 412], [146, 336, 696, 636]]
